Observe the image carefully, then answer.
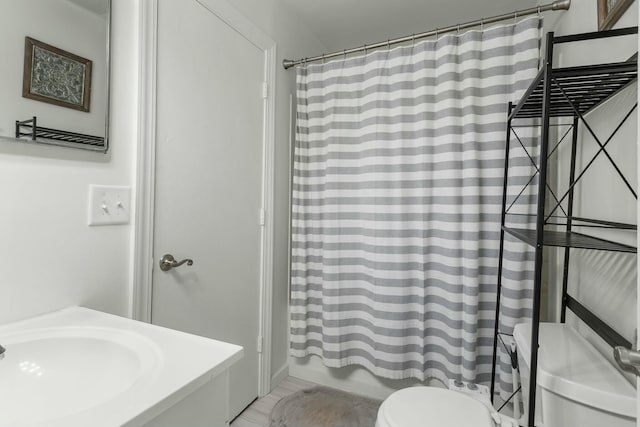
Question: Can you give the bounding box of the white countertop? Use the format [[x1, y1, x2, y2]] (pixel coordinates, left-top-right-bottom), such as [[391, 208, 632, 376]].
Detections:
[[0, 307, 243, 427]]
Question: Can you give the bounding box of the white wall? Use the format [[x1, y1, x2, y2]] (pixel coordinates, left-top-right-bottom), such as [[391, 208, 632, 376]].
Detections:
[[8, 0, 632, 403], [272, 8, 444, 401], [0, 0, 107, 138], [223, 0, 327, 384], [545, 0, 637, 380], [0, 0, 139, 325], [0, 0, 327, 392], [227, 0, 442, 398]]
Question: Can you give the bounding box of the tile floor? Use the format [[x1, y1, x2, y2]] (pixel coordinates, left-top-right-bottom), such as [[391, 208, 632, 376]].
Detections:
[[231, 376, 316, 427], [230, 376, 513, 426]]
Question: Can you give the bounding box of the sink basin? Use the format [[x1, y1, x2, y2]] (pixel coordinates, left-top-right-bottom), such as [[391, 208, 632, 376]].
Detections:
[[0, 326, 161, 426], [0, 307, 242, 427]]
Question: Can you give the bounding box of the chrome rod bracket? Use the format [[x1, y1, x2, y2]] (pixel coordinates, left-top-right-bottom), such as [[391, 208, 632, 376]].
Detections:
[[614, 346, 640, 376]]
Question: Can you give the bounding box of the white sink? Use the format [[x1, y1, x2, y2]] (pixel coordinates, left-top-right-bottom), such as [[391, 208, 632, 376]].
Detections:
[[0, 307, 242, 427], [0, 326, 161, 426]]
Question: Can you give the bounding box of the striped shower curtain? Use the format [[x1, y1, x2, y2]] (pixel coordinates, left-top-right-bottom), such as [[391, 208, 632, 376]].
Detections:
[[291, 18, 540, 390]]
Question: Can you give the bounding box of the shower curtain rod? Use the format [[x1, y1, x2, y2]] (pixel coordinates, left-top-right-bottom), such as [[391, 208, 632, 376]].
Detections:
[[282, 0, 570, 69]]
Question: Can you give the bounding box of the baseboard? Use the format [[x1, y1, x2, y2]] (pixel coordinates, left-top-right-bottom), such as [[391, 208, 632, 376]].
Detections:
[[270, 363, 289, 389]]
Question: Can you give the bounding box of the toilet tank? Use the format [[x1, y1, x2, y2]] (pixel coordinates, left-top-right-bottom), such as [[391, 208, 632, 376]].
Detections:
[[513, 323, 636, 427]]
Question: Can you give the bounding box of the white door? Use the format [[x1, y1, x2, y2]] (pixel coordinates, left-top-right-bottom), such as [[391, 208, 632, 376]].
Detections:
[[152, 0, 265, 419]]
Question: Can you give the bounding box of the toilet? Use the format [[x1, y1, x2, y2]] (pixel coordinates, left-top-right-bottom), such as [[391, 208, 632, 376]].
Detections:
[[513, 322, 636, 427], [376, 322, 636, 427], [375, 386, 517, 427]]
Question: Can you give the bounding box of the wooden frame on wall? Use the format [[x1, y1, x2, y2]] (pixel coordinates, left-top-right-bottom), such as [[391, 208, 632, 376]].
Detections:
[[22, 37, 92, 112], [598, 0, 635, 31]]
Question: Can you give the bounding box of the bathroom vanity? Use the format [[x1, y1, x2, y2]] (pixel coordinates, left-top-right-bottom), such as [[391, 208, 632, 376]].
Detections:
[[0, 307, 243, 427]]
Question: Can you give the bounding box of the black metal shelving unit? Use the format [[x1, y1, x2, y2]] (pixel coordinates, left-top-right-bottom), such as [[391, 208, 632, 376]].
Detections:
[[489, 27, 638, 427]]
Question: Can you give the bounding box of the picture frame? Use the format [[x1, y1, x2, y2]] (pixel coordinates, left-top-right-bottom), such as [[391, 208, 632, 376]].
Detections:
[[598, 0, 635, 31], [22, 37, 92, 112]]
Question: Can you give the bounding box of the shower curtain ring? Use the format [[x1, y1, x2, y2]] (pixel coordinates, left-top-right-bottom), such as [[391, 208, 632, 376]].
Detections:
[[411, 34, 416, 46], [480, 18, 484, 31], [457, 24, 461, 34], [343, 49, 347, 60], [321, 53, 325, 64], [537, 6, 542, 16], [514, 11, 518, 24], [387, 39, 391, 50]]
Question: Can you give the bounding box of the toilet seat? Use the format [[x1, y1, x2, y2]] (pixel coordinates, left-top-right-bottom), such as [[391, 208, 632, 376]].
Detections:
[[376, 387, 496, 427]]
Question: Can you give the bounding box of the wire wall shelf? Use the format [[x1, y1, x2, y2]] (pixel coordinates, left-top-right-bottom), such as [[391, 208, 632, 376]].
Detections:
[[15, 117, 106, 152]]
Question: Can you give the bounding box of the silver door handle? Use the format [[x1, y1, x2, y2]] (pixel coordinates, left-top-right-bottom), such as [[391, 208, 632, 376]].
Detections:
[[614, 346, 640, 376], [159, 254, 194, 272]]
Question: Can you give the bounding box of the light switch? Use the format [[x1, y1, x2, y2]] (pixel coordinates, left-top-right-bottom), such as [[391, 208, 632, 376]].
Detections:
[[88, 185, 131, 226]]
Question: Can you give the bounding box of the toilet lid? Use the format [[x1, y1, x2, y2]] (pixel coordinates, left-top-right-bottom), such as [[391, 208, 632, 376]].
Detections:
[[377, 387, 494, 427]]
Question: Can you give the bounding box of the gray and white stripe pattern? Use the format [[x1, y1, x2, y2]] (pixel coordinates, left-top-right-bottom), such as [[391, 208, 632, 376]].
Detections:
[[291, 18, 540, 390]]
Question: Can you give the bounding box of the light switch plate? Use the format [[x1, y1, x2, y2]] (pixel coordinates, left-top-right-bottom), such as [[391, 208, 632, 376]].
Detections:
[[88, 185, 131, 226]]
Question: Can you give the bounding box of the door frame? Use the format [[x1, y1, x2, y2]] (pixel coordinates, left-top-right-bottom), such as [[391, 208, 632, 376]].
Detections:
[[131, 0, 277, 398]]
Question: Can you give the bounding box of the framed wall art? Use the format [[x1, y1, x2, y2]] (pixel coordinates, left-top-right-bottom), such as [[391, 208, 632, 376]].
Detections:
[[22, 37, 92, 112], [598, 0, 635, 31]]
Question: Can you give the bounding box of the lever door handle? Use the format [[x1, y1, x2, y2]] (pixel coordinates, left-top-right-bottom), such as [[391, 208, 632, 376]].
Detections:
[[614, 346, 640, 376], [159, 254, 194, 272]]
